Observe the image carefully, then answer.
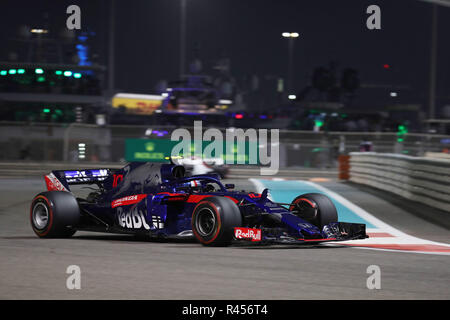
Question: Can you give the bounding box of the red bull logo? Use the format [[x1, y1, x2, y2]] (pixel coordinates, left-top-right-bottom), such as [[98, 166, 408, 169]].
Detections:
[[234, 227, 262, 241]]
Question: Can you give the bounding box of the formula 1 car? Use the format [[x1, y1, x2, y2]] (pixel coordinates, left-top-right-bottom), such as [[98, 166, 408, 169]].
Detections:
[[30, 162, 367, 246]]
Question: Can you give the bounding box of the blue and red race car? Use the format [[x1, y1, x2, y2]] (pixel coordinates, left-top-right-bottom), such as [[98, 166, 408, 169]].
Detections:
[[30, 162, 367, 246]]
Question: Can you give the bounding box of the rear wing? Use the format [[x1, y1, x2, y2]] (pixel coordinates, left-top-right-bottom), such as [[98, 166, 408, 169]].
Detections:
[[45, 169, 111, 192]]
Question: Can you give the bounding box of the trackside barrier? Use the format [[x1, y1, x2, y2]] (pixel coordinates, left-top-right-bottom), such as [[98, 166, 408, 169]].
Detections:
[[338, 155, 350, 180], [349, 152, 450, 212]]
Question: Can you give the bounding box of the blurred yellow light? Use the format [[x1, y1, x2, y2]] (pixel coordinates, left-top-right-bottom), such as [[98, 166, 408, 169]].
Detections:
[[31, 29, 48, 34]]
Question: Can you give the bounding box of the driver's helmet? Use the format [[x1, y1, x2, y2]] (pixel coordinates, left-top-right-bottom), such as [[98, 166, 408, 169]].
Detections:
[[190, 180, 202, 188], [180, 180, 202, 190]]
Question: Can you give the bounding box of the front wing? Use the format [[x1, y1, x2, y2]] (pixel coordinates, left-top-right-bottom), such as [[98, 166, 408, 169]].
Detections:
[[233, 222, 368, 244]]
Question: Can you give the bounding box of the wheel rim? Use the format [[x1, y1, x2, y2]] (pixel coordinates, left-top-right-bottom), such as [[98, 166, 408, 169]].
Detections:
[[292, 198, 317, 220], [195, 208, 216, 237], [32, 203, 49, 230]]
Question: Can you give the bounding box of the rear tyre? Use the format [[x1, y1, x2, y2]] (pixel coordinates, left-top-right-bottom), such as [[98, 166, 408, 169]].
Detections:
[[192, 196, 242, 247], [30, 191, 79, 238], [290, 193, 338, 229]]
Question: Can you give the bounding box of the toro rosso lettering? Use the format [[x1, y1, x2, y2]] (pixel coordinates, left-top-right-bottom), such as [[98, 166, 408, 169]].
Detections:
[[64, 169, 109, 183], [234, 227, 262, 241], [111, 194, 147, 208]]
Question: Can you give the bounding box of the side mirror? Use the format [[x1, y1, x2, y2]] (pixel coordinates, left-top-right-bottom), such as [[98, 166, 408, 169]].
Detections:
[[261, 188, 269, 200], [225, 184, 235, 189]]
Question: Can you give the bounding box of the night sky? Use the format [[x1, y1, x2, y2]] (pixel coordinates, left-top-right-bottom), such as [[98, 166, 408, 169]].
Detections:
[[1, 0, 450, 112]]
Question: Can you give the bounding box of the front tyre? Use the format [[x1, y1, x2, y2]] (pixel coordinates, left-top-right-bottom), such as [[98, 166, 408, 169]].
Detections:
[[192, 196, 242, 246], [290, 193, 338, 229], [30, 191, 80, 238]]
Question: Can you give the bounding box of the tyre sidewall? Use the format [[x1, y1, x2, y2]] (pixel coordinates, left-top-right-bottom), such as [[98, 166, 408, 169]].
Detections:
[[291, 193, 338, 228], [30, 195, 54, 237], [30, 191, 79, 238], [192, 200, 222, 245], [192, 196, 242, 246]]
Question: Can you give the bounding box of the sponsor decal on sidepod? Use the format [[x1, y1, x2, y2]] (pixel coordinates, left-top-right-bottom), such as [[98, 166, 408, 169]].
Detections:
[[117, 206, 151, 230]]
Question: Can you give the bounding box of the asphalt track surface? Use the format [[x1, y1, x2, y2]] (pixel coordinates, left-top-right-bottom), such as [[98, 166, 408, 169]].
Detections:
[[0, 177, 449, 299]]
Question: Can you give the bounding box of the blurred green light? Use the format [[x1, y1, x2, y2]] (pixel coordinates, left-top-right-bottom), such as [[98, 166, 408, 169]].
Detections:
[[55, 70, 63, 75], [73, 73, 82, 78], [35, 68, 44, 74], [64, 71, 72, 77], [8, 69, 17, 75], [397, 138, 404, 142], [315, 120, 324, 127], [43, 108, 50, 113], [17, 69, 25, 74], [0, 70, 7, 76], [37, 76, 46, 82]]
